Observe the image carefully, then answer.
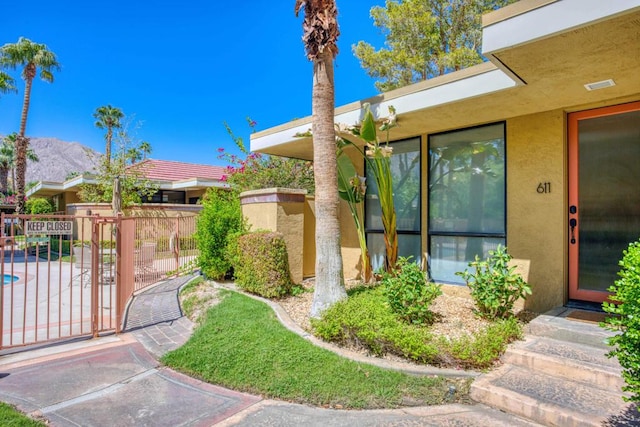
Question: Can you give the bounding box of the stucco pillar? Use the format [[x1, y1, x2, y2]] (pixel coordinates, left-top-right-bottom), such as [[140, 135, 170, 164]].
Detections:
[[240, 188, 307, 284]]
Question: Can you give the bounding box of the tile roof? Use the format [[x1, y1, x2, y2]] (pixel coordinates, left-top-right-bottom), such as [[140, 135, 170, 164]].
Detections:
[[133, 159, 225, 182]]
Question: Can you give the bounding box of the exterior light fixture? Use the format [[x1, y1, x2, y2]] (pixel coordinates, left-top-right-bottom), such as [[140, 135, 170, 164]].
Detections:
[[584, 79, 615, 91]]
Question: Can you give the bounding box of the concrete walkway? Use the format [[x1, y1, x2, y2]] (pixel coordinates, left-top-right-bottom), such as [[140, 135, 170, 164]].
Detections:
[[0, 275, 541, 426]]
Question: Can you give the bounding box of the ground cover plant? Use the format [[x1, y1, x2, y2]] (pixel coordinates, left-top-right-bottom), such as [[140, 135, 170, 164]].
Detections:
[[163, 289, 472, 409], [311, 284, 522, 370], [0, 402, 45, 426]]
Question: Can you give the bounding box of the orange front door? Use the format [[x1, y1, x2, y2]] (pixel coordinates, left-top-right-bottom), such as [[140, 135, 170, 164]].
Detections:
[[568, 101, 640, 303]]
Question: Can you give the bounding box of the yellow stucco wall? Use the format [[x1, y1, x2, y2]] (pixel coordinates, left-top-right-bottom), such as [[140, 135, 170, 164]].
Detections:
[[339, 199, 362, 280], [240, 189, 306, 284], [505, 110, 566, 312], [303, 198, 316, 278], [243, 202, 278, 231]]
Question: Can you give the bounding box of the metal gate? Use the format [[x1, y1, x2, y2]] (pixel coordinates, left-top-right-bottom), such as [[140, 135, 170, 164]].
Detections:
[[0, 213, 199, 351], [0, 213, 123, 350]]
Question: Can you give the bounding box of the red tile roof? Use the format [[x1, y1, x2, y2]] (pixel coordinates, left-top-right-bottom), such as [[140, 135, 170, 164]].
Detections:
[[133, 159, 225, 182]]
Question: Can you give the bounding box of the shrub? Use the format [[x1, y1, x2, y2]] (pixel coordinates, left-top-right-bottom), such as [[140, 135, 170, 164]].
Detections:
[[382, 257, 441, 325], [456, 245, 531, 320], [195, 188, 246, 280], [231, 231, 295, 298], [25, 197, 54, 214], [602, 240, 640, 402]]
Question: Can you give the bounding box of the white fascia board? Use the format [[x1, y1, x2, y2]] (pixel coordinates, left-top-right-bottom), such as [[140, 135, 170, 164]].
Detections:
[[483, 0, 640, 54], [26, 181, 51, 197], [170, 178, 227, 190], [252, 68, 516, 150], [61, 176, 96, 190], [366, 68, 516, 120], [251, 122, 315, 153]]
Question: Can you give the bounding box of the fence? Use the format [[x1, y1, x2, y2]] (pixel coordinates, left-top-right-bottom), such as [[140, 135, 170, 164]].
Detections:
[[1, 213, 199, 351]]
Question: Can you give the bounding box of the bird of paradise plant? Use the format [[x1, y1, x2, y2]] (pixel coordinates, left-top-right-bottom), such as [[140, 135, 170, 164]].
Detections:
[[338, 103, 398, 273], [336, 142, 372, 282]]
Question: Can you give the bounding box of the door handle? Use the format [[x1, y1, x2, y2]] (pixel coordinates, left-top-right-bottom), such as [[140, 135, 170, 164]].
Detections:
[[569, 218, 577, 244]]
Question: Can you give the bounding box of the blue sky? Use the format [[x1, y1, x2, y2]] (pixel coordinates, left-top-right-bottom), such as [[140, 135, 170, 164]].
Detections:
[[0, 1, 385, 167]]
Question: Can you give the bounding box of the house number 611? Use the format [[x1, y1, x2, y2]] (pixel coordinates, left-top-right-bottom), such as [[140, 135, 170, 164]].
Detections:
[[537, 182, 551, 194]]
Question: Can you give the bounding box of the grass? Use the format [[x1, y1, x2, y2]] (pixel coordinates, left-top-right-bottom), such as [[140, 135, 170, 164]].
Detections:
[[0, 402, 45, 426], [162, 290, 472, 409]]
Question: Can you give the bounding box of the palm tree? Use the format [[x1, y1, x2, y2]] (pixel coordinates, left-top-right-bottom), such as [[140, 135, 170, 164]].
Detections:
[[125, 140, 152, 165], [139, 140, 152, 160], [0, 71, 17, 97], [0, 37, 59, 214], [295, 0, 346, 318], [93, 105, 124, 170], [0, 140, 14, 194], [0, 133, 39, 195]]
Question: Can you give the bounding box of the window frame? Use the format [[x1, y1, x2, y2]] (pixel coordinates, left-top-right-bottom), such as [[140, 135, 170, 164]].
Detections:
[[427, 121, 507, 283], [365, 136, 422, 265]]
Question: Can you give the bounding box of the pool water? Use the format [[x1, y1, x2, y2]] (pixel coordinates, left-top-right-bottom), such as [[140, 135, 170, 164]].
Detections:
[[3, 274, 19, 285]]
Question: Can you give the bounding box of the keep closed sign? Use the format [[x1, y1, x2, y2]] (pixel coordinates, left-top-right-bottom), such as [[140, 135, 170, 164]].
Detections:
[[25, 221, 73, 235]]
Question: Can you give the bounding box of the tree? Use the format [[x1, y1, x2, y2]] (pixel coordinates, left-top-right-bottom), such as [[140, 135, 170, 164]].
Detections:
[[0, 133, 39, 195], [353, 0, 516, 92], [219, 119, 315, 195], [0, 71, 17, 97], [93, 105, 124, 170], [295, 0, 347, 318], [126, 140, 151, 165], [78, 117, 157, 208], [0, 140, 14, 194], [0, 37, 60, 213]]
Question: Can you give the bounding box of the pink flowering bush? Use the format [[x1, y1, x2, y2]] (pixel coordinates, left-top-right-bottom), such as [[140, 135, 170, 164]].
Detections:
[[220, 118, 314, 195]]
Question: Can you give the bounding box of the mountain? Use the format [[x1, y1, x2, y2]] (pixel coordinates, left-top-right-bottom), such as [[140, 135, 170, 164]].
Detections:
[[25, 137, 102, 183]]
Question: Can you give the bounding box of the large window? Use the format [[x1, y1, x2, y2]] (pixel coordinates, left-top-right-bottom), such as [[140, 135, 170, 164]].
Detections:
[[428, 123, 506, 283], [366, 137, 421, 271], [141, 190, 186, 204]]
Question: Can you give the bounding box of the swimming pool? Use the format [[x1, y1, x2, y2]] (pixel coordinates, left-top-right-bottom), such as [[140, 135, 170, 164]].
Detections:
[[3, 274, 19, 285]]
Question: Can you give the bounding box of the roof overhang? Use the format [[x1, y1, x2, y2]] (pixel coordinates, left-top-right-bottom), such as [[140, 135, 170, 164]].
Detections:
[[26, 175, 98, 198], [251, 63, 517, 160], [251, 0, 640, 159], [27, 174, 227, 198], [156, 178, 229, 191]]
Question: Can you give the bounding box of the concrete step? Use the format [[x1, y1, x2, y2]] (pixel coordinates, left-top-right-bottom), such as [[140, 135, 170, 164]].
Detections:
[[470, 364, 634, 427], [524, 308, 615, 350], [504, 336, 624, 390]]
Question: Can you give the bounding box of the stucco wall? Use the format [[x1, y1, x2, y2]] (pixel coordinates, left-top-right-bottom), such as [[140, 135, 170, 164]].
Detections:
[[506, 110, 566, 312], [303, 198, 315, 278], [301, 198, 371, 281], [240, 189, 306, 284]]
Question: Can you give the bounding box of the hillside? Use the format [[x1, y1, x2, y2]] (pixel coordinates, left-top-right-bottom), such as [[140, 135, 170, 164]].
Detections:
[[25, 137, 102, 183]]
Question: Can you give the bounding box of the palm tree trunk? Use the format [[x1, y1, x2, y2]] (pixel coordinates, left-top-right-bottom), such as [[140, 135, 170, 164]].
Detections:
[[310, 51, 346, 318], [15, 136, 28, 214], [105, 127, 112, 170], [16, 73, 34, 214], [0, 166, 9, 194]]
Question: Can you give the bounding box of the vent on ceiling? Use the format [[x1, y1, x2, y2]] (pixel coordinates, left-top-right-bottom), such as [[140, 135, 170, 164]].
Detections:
[[584, 79, 616, 91]]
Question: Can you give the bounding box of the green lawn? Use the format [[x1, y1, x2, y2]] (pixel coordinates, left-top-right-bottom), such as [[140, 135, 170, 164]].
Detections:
[[0, 402, 45, 426], [162, 290, 472, 409]]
